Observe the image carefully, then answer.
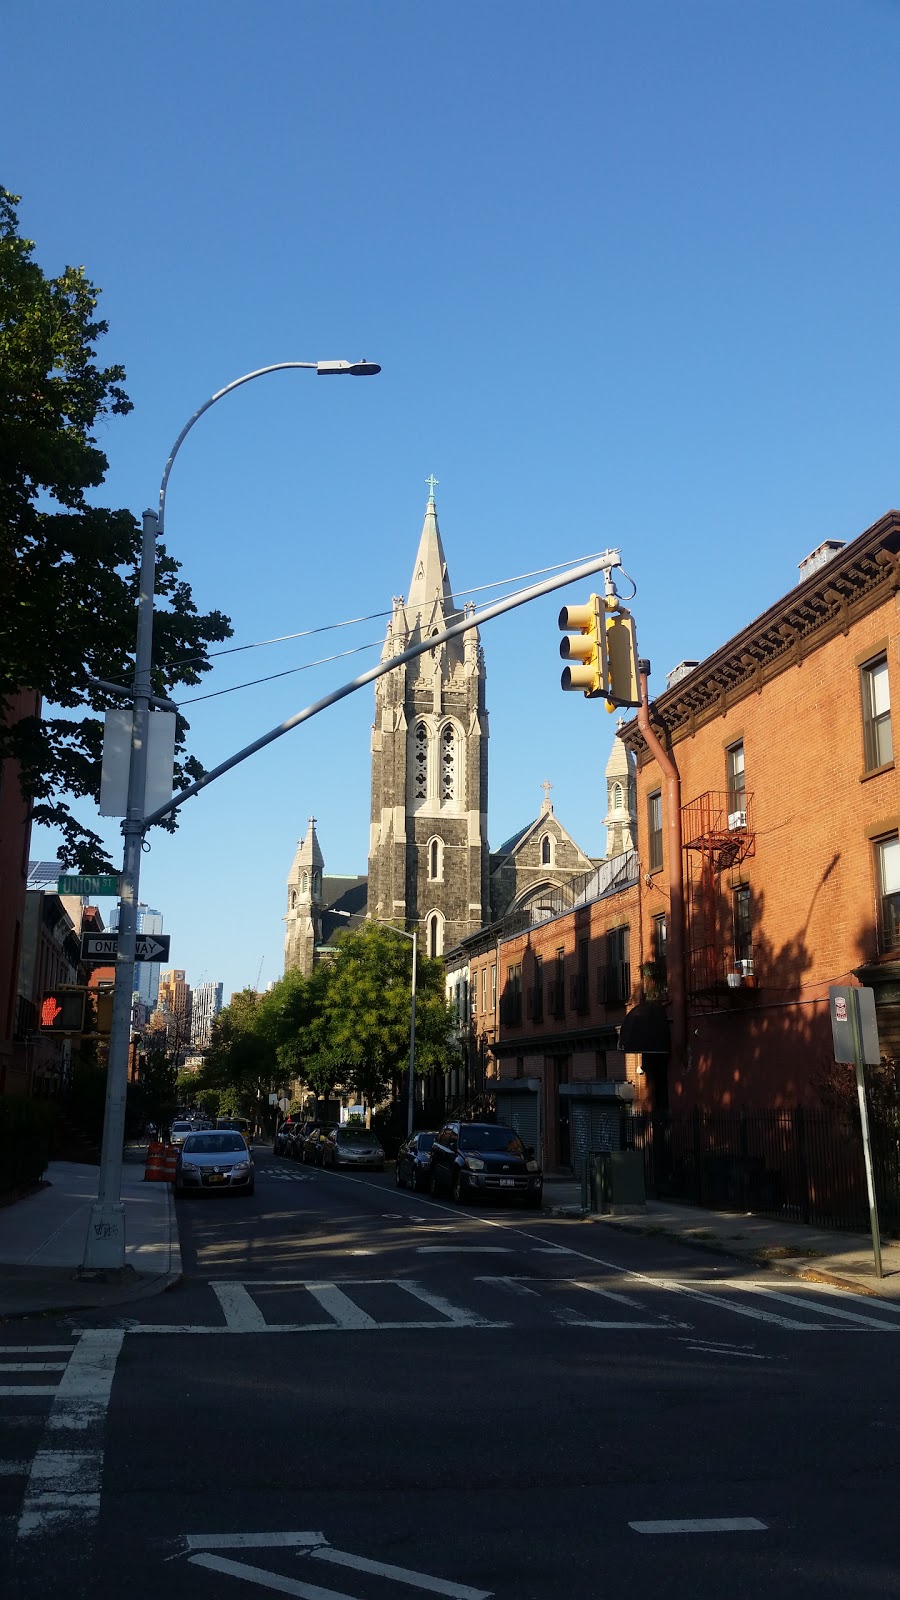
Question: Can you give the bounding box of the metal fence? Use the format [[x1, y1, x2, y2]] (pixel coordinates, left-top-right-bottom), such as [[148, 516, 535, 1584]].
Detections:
[[624, 1108, 900, 1235]]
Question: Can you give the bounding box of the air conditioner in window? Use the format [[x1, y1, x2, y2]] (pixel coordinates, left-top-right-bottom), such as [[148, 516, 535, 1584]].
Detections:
[[728, 809, 747, 830], [735, 958, 754, 976]]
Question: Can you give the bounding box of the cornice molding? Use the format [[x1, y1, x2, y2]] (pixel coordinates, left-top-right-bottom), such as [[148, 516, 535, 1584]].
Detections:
[[622, 511, 900, 762]]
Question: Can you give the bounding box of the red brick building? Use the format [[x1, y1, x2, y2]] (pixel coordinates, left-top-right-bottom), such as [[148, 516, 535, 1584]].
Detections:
[[620, 509, 900, 1112]]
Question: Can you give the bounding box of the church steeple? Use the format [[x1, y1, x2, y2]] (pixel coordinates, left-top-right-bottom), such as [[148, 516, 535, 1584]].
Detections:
[[284, 817, 325, 976], [406, 478, 455, 622], [604, 730, 637, 858]]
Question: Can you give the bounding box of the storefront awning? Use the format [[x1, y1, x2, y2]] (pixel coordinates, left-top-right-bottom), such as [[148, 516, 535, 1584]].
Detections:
[[617, 1000, 670, 1055]]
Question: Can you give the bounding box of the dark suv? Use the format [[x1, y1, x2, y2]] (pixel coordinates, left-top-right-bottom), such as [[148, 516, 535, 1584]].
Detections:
[[429, 1121, 543, 1207]]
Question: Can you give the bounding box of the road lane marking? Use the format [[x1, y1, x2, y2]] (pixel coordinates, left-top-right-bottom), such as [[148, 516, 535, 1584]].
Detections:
[[567, 1279, 645, 1309], [740, 1286, 900, 1330], [0, 1364, 68, 1372], [0, 1346, 76, 1354], [416, 1246, 511, 1254], [0, 1387, 60, 1397], [190, 1553, 358, 1599], [630, 1518, 767, 1534], [186, 1533, 326, 1550], [312, 1545, 492, 1597], [16, 1329, 123, 1539], [554, 1314, 676, 1330], [211, 1282, 269, 1332], [304, 1284, 378, 1329], [474, 1276, 542, 1297], [397, 1279, 495, 1327]]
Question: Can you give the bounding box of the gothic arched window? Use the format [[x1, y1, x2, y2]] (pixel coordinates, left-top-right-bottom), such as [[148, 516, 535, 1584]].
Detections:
[[613, 782, 623, 808], [540, 833, 554, 867], [312, 871, 320, 895], [428, 837, 443, 881], [440, 723, 456, 802], [427, 911, 444, 958], [414, 722, 428, 799], [290, 890, 297, 910], [300, 872, 309, 895]]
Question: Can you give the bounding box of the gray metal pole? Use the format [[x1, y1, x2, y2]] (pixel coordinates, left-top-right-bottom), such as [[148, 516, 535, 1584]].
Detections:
[[407, 929, 417, 1138], [850, 988, 883, 1279], [81, 508, 158, 1273]]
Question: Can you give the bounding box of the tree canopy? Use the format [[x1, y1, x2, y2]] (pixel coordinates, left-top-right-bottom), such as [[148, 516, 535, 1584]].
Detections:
[[190, 925, 458, 1115], [0, 187, 232, 867]]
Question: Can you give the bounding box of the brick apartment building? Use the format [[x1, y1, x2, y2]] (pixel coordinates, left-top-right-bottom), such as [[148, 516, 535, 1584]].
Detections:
[[618, 509, 900, 1113]]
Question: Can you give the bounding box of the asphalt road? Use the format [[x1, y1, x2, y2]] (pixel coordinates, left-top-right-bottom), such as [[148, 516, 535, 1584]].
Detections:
[[4, 1150, 900, 1600]]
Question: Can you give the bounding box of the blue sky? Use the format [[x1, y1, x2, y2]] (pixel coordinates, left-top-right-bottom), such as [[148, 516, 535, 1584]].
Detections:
[[5, 0, 899, 1001]]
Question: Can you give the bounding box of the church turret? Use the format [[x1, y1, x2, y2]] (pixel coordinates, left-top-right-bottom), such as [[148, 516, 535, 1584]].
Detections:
[[603, 730, 637, 858], [368, 481, 489, 955], [284, 817, 325, 976]]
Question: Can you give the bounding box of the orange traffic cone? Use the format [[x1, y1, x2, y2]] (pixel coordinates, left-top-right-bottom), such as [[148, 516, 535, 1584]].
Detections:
[[144, 1142, 166, 1182], [161, 1145, 179, 1182]]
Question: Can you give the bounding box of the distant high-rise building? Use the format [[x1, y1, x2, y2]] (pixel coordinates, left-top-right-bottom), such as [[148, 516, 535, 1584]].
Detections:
[[111, 904, 164, 1007], [191, 981, 223, 1050], [157, 969, 192, 1050]]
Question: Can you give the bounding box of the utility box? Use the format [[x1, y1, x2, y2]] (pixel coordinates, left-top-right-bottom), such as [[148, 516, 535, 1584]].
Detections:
[[588, 1149, 646, 1214]]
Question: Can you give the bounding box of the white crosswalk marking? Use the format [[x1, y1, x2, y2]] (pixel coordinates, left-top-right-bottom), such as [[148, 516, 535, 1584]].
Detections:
[[304, 1284, 378, 1329], [740, 1286, 900, 1331]]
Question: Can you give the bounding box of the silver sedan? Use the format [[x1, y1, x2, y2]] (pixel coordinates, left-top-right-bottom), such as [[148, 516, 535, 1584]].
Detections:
[[174, 1132, 255, 1196]]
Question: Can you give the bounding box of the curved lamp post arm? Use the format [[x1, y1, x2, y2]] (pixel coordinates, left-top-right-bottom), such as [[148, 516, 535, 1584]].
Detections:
[[157, 361, 317, 534]]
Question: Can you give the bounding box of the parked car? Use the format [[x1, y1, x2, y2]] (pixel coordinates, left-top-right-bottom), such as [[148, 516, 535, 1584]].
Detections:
[[395, 1131, 437, 1190], [323, 1125, 385, 1171], [173, 1131, 255, 1197], [429, 1121, 543, 1207], [300, 1122, 339, 1166], [274, 1120, 299, 1156], [168, 1120, 195, 1149]]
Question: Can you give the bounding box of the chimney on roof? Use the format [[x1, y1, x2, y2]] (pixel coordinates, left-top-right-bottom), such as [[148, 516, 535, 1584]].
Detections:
[[798, 539, 845, 583], [665, 660, 699, 690]]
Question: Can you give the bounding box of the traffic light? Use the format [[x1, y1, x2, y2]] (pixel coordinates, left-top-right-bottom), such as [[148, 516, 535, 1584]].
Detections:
[[604, 609, 641, 709], [559, 595, 608, 697], [95, 987, 114, 1036], [39, 990, 87, 1034]]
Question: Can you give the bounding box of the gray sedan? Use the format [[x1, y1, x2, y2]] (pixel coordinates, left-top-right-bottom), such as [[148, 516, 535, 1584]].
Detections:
[[322, 1126, 385, 1171], [174, 1131, 255, 1196]]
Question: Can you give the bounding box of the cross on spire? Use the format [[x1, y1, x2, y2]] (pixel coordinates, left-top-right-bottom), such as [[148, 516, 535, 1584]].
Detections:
[[425, 474, 439, 500], [540, 778, 554, 811]]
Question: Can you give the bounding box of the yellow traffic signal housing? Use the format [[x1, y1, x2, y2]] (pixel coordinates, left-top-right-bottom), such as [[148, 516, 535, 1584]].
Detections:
[[559, 595, 609, 697], [95, 987, 114, 1036], [604, 609, 641, 709]]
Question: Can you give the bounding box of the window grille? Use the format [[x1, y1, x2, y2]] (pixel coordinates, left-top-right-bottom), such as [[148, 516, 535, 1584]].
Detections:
[[440, 723, 455, 800], [414, 723, 428, 799]]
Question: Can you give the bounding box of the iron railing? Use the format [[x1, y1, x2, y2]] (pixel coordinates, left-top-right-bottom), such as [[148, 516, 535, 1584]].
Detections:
[[625, 1108, 900, 1234]]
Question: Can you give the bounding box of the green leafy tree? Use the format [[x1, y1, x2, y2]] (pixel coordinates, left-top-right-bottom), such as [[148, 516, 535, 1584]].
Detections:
[[199, 990, 277, 1116], [0, 187, 232, 867], [320, 923, 456, 1107]]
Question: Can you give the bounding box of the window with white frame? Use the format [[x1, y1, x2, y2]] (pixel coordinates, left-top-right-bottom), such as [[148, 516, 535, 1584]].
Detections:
[[861, 656, 893, 772], [427, 911, 444, 958], [428, 837, 443, 881], [875, 834, 900, 952], [414, 722, 428, 799]]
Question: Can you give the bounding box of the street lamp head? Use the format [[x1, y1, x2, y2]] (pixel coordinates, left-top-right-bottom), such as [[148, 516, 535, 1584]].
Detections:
[[316, 359, 381, 377]]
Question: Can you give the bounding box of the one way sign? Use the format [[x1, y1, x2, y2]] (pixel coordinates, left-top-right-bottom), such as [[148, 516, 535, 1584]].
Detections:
[[81, 932, 171, 963]]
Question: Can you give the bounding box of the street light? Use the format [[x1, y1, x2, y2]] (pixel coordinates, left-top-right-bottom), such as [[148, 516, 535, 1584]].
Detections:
[[81, 358, 380, 1274]]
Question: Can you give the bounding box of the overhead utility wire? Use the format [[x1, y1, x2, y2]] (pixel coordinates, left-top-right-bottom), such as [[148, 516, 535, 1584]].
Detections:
[[167, 553, 606, 671]]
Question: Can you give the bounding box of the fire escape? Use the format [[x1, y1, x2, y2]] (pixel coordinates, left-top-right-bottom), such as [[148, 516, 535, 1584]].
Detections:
[[682, 791, 756, 1008]]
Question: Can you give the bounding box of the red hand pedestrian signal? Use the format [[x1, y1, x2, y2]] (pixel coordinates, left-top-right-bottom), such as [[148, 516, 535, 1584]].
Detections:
[[41, 995, 63, 1029]]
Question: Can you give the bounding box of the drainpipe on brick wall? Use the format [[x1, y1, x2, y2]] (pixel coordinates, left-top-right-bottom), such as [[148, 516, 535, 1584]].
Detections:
[[637, 660, 686, 1069]]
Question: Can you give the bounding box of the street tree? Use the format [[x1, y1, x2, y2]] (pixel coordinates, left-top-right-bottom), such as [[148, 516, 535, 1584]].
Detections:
[[197, 989, 278, 1116], [0, 186, 232, 867], [320, 923, 457, 1108]]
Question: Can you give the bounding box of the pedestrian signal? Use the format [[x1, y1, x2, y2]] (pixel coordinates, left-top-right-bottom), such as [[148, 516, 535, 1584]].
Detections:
[[39, 990, 88, 1034]]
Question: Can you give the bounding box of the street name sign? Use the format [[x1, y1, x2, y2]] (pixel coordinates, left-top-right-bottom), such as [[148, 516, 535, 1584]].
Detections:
[[81, 932, 171, 963], [58, 874, 120, 897]]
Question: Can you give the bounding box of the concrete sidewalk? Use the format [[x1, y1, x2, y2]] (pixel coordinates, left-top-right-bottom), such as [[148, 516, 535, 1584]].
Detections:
[[0, 1153, 181, 1320], [541, 1175, 900, 1300]]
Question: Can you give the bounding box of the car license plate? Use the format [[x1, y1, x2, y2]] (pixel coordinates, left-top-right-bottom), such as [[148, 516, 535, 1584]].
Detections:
[[207, 1173, 226, 1184], [499, 1178, 516, 1186]]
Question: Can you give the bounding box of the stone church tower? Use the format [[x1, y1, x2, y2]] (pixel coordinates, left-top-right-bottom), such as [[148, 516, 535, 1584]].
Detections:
[[284, 817, 325, 977], [367, 486, 490, 957], [603, 730, 637, 857]]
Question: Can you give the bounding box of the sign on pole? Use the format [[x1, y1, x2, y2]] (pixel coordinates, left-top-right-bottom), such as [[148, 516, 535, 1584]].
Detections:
[[58, 874, 120, 897], [829, 984, 883, 1278], [81, 931, 171, 963]]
